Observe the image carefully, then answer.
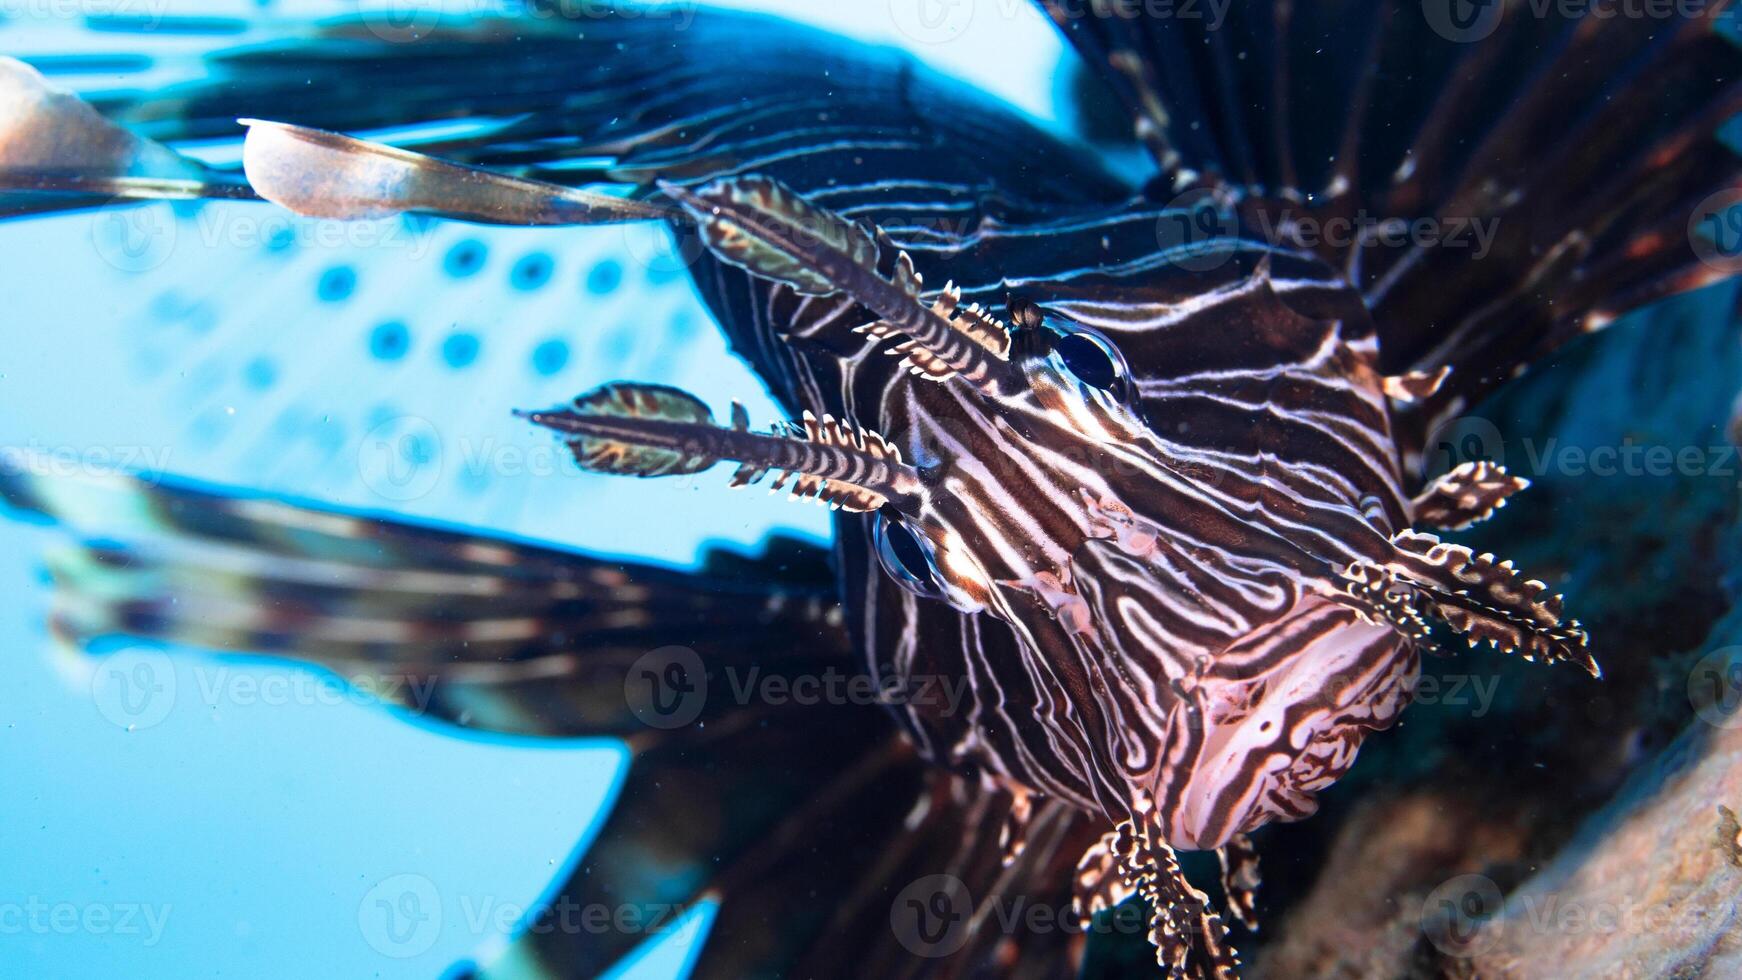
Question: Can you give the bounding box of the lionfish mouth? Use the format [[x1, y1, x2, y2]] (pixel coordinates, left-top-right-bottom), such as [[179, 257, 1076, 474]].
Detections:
[[1148, 597, 1419, 851]]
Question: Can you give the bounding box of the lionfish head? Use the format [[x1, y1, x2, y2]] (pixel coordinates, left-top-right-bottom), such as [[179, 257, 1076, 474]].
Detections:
[[857, 292, 1425, 850], [507, 171, 1596, 851]]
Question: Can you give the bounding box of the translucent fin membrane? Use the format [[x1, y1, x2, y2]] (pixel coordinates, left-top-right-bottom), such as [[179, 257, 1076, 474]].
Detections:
[[239, 120, 670, 225], [0, 56, 250, 203]]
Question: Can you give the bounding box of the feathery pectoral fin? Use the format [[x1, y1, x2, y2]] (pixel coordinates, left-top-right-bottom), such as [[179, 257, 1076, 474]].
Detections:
[[1102, 814, 1241, 979], [1338, 530, 1598, 677], [665, 173, 878, 296], [664, 175, 1013, 386], [1411, 461, 1530, 530], [1217, 834, 1261, 933], [539, 382, 721, 478], [522, 381, 922, 514], [1329, 527, 1596, 676]]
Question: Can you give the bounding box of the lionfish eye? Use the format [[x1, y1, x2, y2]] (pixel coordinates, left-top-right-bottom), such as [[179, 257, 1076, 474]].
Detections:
[[1046, 319, 1130, 395], [873, 509, 945, 598]]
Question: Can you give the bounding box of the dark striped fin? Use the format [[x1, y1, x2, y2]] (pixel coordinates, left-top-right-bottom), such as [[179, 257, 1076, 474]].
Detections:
[[1410, 461, 1529, 530], [1112, 814, 1240, 979], [1040, 0, 1742, 454], [666, 176, 1015, 387], [238, 119, 670, 225], [1071, 830, 1135, 926], [478, 758, 1103, 980], [1216, 834, 1261, 933], [0, 450, 848, 739], [0, 457, 1084, 978], [0, 460, 1095, 976], [855, 255, 1015, 380], [1335, 562, 1434, 643], [0, 56, 252, 207], [524, 382, 923, 513], [1387, 530, 1600, 677], [0, 7, 1124, 226]]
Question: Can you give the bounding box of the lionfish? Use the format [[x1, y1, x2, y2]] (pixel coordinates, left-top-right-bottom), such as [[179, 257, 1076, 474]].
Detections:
[[2, 1, 1739, 976]]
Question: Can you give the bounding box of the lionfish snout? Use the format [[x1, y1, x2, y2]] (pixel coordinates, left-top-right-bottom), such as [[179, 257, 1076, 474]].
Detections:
[[955, 482, 1423, 852]]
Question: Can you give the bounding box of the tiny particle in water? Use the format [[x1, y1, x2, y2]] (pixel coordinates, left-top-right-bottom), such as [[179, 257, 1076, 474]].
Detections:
[[511, 252, 555, 291], [369, 321, 411, 361], [586, 260, 623, 295], [318, 265, 356, 302], [444, 239, 487, 278], [443, 332, 481, 369]]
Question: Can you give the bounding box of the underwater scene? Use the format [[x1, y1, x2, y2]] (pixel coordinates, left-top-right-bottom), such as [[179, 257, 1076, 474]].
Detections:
[[2, 1, 1741, 977]]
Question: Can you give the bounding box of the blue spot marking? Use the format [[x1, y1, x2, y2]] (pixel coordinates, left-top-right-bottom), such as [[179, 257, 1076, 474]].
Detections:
[[442, 333, 481, 369], [531, 339, 569, 376], [370, 321, 411, 362], [318, 266, 356, 302], [511, 252, 554, 291], [243, 358, 277, 390], [444, 240, 487, 278], [586, 260, 623, 295], [264, 225, 296, 253]]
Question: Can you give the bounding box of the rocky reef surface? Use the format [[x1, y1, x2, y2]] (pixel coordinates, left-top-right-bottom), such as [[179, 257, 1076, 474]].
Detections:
[[1232, 282, 1742, 978]]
